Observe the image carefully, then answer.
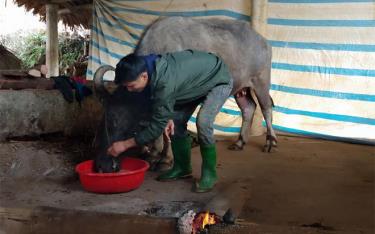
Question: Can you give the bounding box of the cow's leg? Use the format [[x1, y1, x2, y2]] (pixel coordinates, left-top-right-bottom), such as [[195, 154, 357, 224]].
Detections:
[[254, 74, 277, 152], [228, 88, 256, 151], [145, 135, 166, 171], [155, 134, 173, 172], [154, 134, 164, 153], [144, 134, 173, 172]]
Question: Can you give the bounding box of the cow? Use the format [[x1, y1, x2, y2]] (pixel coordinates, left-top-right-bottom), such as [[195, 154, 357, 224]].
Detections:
[[93, 66, 172, 173], [93, 17, 277, 173]]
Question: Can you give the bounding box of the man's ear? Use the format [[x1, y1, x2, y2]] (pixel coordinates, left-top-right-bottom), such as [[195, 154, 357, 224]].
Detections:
[[140, 71, 148, 81]]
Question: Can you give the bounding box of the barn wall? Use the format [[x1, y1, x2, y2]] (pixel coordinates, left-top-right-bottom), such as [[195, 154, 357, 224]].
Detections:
[[87, 0, 375, 143], [0, 90, 102, 140]]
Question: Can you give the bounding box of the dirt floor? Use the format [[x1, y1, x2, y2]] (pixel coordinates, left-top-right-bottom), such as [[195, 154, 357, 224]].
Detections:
[[0, 134, 374, 233]]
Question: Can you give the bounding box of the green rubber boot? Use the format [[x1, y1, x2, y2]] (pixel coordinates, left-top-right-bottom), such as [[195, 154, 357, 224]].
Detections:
[[157, 136, 192, 181], [194, 144, 218, 193]]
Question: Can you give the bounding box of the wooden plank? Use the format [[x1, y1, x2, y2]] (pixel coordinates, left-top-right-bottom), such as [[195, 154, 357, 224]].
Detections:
[[0, 70, 29, 79], [204, 180, 251, 218], [0, 79, 54, 90], [0, 206, 177, 234]]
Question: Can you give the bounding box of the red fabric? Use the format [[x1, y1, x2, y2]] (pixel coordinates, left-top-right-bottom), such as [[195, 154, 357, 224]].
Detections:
[[71, 76, 87, 84]]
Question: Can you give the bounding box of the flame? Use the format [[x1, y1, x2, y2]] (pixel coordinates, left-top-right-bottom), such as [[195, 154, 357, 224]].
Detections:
[[192, 211, 220, 234], [201, 211, 216, 230]]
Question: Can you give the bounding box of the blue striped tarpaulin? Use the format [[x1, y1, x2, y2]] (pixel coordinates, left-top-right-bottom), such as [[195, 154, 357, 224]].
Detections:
[[88, 0, 375, 144]]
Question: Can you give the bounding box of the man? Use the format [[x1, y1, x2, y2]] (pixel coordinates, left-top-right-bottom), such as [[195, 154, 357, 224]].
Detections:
[[107, 50, 233, 193]]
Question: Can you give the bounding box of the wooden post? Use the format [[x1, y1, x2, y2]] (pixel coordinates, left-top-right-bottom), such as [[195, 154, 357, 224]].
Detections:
[[46, 4, 59, 78], [249, 0, 268, 136], [251, 0, 268, 35]]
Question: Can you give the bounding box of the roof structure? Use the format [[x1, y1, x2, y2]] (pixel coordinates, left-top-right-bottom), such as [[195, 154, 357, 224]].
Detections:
[[13, 0, 92, 28]]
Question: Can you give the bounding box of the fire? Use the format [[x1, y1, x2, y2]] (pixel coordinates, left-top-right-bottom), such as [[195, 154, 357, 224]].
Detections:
[[202, 211, 216, 229], [191, 211, 220, 234]]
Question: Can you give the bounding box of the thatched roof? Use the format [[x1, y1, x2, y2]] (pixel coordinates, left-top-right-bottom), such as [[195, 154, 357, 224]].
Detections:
[[13, 0, 93, 29]]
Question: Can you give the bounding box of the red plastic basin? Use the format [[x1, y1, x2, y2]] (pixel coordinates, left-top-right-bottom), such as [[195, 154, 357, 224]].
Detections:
[[75, 158, 149, 194]]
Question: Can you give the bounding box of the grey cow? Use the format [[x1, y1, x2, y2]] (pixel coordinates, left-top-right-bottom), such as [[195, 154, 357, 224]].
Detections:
[[135, 17, 277, 151], [94, 17, 277, 173]]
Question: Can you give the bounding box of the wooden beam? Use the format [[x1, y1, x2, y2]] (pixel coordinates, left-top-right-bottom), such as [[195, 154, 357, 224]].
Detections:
[[0, 79, 54, 90], [0, 206, 177, 234], [58, 4, 92, 15], [46, 3, 59, 78], [48, 0, 72, 3], [251, 0, 268, 36], [39, 0, 72, 4], [204, 180, 250, 218]]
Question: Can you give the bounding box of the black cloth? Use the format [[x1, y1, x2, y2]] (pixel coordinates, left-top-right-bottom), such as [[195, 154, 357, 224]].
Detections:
[[51, 75, 92, 104]]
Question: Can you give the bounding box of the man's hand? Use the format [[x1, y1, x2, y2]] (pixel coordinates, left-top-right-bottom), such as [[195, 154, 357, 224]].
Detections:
[[164, 119, 174, 142], [107, 138, 137, 157]]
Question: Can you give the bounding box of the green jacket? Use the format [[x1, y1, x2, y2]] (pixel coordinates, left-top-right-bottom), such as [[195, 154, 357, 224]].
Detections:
[[134, 50, 231, 145]]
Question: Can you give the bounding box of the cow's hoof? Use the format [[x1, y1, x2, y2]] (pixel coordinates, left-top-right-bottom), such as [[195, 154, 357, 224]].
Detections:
[[228, 143, 243, 151], [263, 135, 278, 153], [156, 162, 173, 172], [262, 141, 277, 153], [262, 144, 277, 153], [147, 160, 160, 171]]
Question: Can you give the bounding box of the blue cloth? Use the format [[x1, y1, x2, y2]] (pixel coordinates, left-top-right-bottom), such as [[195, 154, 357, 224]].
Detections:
[[74, 82, 93, 103], [142, 54, 160, 78]]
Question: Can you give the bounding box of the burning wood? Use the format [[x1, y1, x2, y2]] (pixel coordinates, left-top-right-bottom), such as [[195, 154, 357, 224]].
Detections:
[[178, 210, 221, 234], [178, 181, 249, 233], [192, 211, 221, 233]]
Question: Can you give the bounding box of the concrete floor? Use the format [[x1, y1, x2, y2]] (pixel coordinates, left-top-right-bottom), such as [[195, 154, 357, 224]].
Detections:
[[217, 136, 374, 233], [0, 134, 374, 233]]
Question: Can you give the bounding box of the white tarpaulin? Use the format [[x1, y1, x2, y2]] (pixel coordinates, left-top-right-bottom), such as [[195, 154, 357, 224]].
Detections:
[[88, 0, 375, 144]]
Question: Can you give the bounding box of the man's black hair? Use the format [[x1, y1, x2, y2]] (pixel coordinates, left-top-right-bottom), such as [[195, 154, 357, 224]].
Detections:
[[114, 53, 147, 85]]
